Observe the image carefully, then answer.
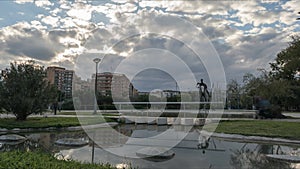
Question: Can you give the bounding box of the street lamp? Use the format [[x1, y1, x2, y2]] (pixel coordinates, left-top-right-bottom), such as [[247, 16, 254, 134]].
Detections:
[[93, 58, 101, 115]]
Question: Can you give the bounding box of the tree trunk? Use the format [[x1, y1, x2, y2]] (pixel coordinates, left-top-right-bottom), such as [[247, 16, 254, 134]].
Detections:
[[16, 113, 28, 121]]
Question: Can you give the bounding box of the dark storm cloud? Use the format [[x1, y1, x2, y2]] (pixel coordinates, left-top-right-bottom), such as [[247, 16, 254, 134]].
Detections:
[[108, 33, 209, 88], [48, 30, 77, 42], [84, 28, 119, 50], [75, 52, 125, 80], [131, 68, 177, 91], [2, 26, 67, 61], [213, 32, 284, 81], [100, 53, 125, 72], [5, 36, 56, 61]]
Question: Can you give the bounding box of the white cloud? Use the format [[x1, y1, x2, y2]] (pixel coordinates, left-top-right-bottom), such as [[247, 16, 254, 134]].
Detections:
[[14, 0, 34, 4], [41, 15, 60, 27], [0, 22, 32, 38], [282, 0, 300, 12], [30, 20, 47, 30], [67, 3, 93, 21], [35, 0, 53, 8], [50, 8, 62, 16], [18, 12, 25, 15]]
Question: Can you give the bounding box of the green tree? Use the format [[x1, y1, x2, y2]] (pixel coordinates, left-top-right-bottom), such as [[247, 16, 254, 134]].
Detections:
[[270, 36, 300, 80], [234, 36, 300, 111], [227, 79, 241, 109], [0, 61, 57, 120], [270, 36, 300, 110]]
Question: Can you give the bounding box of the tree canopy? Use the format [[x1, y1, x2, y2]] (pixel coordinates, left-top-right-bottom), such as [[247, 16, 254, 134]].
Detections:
[[0, 61, 57, 120], [270, 36, 300, 80], [238, 36, 300, 111]]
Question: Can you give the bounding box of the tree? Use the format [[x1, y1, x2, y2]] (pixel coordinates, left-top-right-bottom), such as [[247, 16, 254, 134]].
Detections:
[[270, 36, 300, 80], [234, 36, 300, 111], [0, 61, 57, 120], [269, 36, 300, 110], [242, 71, 294, 110], [227, 79, 241, 109]]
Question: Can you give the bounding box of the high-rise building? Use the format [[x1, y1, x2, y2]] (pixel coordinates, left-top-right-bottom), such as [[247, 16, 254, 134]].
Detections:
[[46, 66, 74, 99], [92, 72, 138, 98]]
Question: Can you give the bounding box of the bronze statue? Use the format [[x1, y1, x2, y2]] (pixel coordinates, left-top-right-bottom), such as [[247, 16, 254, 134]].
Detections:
[[197, 79, 210, 102]]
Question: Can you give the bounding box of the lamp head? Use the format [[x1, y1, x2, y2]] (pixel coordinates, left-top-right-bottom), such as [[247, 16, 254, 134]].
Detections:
[[93, 58, 101, 64]]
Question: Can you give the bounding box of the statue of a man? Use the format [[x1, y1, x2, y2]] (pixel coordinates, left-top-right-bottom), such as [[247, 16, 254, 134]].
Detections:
[[197, 79, 209, 102]]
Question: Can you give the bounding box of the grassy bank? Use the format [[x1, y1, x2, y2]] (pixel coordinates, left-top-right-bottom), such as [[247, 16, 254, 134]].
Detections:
[[0, 151, 115, 169], [0, 117, 115, 129], [212, 120, 300, 140]]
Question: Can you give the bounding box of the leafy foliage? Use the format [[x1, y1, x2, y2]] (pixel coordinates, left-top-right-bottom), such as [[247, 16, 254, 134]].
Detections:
[[0, 151, 116, 169], [0, 61, 57, 120], [270, 36, 300, 80], [227, 79, 242, 109], [238, 36, 300, 111]]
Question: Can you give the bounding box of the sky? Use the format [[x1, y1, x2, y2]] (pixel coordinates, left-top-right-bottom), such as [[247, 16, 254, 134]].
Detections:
[[0, 0, 299, 91]]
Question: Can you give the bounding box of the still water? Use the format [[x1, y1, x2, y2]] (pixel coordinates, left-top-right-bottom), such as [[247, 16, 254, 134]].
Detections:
[[0, 124, 300, 169]]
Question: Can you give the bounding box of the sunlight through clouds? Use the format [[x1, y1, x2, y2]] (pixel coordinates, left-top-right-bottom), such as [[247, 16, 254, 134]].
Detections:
[[0, 0, 298, 83]]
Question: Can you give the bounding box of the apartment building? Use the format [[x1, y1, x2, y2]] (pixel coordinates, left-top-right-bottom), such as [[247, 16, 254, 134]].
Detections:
[[46, 66, 74, 99], [92, 72, 138, 98]]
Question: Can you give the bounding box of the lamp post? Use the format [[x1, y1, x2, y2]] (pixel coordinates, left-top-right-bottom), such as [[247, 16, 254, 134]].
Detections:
[[93, 58, 101, 115]]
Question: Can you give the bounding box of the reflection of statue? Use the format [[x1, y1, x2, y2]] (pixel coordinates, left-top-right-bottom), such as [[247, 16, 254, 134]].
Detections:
[[197, 134, 210, 154], [196, 79, 210, 102]]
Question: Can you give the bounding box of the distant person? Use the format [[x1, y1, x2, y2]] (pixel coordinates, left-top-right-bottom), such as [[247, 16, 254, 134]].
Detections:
[[52, 102, 58, 115]]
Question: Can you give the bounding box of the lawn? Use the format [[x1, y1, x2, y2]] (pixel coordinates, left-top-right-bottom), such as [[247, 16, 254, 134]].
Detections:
[[212, 120, 300, 140], [0, 151, 116, 169], [0, 117, 115, 129]]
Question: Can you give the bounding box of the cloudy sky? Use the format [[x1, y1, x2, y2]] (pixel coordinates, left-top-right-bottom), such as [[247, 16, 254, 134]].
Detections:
[[0, 0, 299, 91]]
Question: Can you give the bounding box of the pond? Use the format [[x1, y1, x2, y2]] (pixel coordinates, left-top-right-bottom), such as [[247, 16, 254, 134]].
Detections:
[[0, 124, 300, 169]]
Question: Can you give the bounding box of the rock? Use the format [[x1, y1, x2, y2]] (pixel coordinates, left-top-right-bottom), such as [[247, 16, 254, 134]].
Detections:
[[266, 154, 300, 163], [12, 128, 21, 131], [0, 128, 8, 132], [0, 134, 26, 141], [55, 138, 89, 147], [136, 147, 175, 162], [156, 117, 167, 125]]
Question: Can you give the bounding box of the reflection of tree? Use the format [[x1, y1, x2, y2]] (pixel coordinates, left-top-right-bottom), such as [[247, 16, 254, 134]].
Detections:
[[230, 144, 293, 169], [0, 140, 39, 152]]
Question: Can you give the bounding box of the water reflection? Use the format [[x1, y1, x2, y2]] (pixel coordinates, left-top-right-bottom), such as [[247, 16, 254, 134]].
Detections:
[[0, 131, 88, 153], [0, 125, 299, 169], [230, 144, 294, 169]]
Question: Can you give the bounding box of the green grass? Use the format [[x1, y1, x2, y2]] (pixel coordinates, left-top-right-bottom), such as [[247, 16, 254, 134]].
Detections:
[[212, 120, 300, 140], [0, 151, 115, 169], [0, 117, 115, 129], [57, 111, 95, 115]]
